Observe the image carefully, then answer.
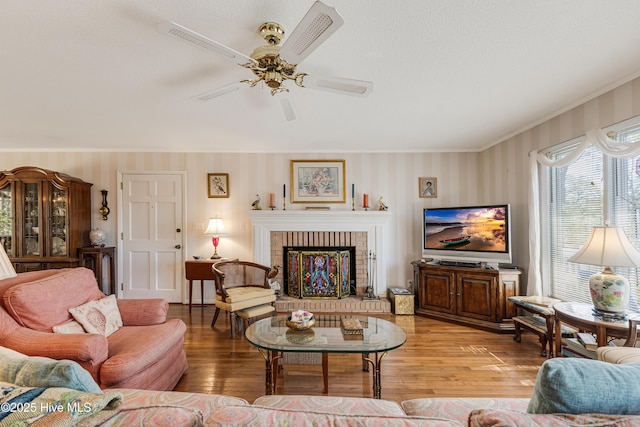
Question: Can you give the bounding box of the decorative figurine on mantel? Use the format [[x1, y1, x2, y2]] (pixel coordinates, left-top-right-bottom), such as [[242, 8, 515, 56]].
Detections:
[[251, 194, 262, 210], [378, 196, 388, 211]]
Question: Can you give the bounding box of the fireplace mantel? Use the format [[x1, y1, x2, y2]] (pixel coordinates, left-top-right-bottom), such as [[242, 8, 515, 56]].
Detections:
[[247, 210, 391, 295]]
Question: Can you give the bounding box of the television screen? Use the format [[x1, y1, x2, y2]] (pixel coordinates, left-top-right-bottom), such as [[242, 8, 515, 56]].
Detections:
[[423, 204, 511, 265]]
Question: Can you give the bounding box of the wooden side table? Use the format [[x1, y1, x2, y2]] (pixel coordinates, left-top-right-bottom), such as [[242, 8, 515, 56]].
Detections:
[[553, 302, 640, 356], [185, 259, 217, 313], [79, 246, 117, 295]]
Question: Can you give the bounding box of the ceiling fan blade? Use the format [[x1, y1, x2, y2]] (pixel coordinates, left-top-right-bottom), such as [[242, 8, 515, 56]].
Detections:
[[192, 82, 248, 101], [278, 1, 344, 64], [157, 21, 257, 66], [301, 75, 373, 97], [277, 95, 299, 122]]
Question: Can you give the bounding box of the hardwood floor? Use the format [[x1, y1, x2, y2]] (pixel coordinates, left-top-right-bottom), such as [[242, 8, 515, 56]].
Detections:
[[170, 304, 545, 403]]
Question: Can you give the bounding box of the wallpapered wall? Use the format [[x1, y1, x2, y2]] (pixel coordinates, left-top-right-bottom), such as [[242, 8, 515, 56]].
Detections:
[[1, 76, 639, 299], [0, 150, 483, 294]]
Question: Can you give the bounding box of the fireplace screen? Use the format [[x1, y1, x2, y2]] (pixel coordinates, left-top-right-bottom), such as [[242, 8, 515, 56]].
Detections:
[[286, 249, 351, 299]]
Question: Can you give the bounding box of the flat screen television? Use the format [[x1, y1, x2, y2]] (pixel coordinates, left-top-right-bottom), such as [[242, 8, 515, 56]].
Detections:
[[422, 204, 512, 266]]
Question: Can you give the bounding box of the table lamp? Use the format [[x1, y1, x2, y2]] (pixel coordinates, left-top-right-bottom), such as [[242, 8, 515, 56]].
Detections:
[[204, 217, 226, 259], [568, 225, 640, 314], [0, 244, 17, 280]]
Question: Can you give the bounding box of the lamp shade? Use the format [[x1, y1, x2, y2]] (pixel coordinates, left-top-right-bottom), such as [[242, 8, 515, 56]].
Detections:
[[568, 226, 640, 268], [204, 217, 226, 236], [0, 244, 17, 280]]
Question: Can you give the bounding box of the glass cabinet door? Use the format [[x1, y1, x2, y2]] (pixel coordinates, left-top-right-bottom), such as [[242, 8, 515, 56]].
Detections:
[[51, 184, 67, 256], [0, 183, 12, 256], [23, 182, 40, 256]]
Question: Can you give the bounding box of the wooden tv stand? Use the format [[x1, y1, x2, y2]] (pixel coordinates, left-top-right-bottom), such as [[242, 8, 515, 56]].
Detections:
[[412, 260, 521, 333]]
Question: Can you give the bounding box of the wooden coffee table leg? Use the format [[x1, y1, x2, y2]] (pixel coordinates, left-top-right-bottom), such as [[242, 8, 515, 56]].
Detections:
[[322, 353, 328, 394]]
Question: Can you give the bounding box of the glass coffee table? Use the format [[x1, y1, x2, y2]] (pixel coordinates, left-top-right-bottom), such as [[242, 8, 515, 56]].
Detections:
[[245, 315, 407, 399]]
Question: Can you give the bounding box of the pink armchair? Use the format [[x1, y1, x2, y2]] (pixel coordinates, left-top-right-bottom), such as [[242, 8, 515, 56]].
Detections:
[[0, 268, 187, 390]]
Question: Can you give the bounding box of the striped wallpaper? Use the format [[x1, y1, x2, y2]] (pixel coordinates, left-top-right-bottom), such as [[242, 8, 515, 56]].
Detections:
[[2, 76, 639, 298]]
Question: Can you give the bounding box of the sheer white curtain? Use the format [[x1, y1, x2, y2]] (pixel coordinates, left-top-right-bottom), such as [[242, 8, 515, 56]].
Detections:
[[527, 129, 640, 295]]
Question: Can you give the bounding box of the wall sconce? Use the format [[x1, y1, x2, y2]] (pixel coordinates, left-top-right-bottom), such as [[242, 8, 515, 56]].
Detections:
[[99, 190, 110, 220]]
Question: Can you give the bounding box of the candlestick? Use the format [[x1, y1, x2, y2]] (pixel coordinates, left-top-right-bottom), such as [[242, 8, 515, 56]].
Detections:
[[269, 192, 275, 210], [351, 183, 354, 198], [363, 193, 369, 210], [283, 184, 287, 211]]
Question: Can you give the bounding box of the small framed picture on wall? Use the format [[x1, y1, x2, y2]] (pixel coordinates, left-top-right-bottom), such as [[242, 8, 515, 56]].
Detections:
[[208, 173, 229, 198], [419, 177, 437, 198]]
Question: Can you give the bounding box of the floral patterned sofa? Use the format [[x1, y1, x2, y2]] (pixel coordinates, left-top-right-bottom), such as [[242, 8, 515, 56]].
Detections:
[[3, 355, 640, 426]]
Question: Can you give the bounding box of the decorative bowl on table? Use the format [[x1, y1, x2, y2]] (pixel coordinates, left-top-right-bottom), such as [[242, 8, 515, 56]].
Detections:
[[286, 310, 315, 330]]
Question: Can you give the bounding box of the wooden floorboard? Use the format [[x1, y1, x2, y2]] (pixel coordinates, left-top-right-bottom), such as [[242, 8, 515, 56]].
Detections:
[[169, 304, 544, 403]]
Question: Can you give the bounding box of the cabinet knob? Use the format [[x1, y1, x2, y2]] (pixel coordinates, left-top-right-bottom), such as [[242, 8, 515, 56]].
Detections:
[[175, 245, 181, 249]]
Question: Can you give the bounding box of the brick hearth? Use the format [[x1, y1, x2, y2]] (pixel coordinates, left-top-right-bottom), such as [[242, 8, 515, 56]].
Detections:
[[274, 295, 391, 313]]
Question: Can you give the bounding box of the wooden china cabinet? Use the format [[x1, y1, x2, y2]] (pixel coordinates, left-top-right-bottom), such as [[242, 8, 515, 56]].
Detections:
[[0, 166, 92, 272]]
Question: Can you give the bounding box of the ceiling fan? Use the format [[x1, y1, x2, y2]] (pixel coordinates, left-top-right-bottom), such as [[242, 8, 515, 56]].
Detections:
[[157, 1, 373, 121]]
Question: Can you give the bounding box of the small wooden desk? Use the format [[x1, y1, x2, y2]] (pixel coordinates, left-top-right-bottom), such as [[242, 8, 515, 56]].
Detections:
[[185, 259, 217, 313], [79, 246, 116, 295]]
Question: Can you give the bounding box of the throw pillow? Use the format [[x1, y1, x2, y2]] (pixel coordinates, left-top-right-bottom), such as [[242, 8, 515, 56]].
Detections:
[[0, 346, 101, 393], [52, 319, 87, 334], [69, 295, 123, 337], [527, 357, 640, 415]]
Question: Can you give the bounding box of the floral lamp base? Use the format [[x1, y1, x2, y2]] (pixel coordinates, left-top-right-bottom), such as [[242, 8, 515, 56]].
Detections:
[[589, 267, 630, 314]]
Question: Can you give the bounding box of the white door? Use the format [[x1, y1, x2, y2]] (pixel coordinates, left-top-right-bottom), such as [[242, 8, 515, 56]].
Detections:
[[120, 172, 184, 302]]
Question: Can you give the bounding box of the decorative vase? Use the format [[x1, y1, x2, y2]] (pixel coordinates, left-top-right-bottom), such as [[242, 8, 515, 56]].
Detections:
[[89, 228, 106, 246], [589, 267, 630, 313]]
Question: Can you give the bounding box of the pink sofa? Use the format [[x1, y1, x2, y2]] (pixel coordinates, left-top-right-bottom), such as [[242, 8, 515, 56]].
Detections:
[[0, 267, 187, 390]]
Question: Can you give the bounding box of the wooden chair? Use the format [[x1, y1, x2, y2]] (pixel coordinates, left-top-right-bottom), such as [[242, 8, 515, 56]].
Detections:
[[211, 260, 276, 337]]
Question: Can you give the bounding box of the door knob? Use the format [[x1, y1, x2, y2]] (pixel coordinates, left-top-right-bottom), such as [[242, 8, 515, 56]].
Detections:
[[176, 228, 181, 232], [175, 245, 181, 249]]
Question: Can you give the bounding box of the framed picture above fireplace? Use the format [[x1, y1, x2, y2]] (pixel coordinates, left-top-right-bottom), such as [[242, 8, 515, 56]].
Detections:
[[290, 160, 346, 204]]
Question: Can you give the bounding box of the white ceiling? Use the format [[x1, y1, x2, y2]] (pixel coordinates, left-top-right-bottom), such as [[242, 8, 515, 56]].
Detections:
[[2, 1, 640, 153]]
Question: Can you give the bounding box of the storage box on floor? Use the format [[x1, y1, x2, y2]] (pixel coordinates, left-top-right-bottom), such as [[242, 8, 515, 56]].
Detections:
[[388, 288, 414, 315]]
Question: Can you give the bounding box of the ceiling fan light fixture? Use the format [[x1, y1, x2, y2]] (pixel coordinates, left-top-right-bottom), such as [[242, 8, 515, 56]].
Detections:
[[159, 1, 372, 114], [265, 71, 283, 89]]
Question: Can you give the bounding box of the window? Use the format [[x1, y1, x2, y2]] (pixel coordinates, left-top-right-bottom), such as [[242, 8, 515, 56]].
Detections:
[[547, 125, 640, 310]]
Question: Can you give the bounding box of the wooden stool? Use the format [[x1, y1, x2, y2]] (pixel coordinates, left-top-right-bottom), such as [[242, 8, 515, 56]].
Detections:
[[236, 304, 276, 335]]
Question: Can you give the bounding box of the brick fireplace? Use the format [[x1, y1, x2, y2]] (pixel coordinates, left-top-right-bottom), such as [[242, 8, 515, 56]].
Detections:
[[247, 210, 391, 299], [279, 234, 363, 297]]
